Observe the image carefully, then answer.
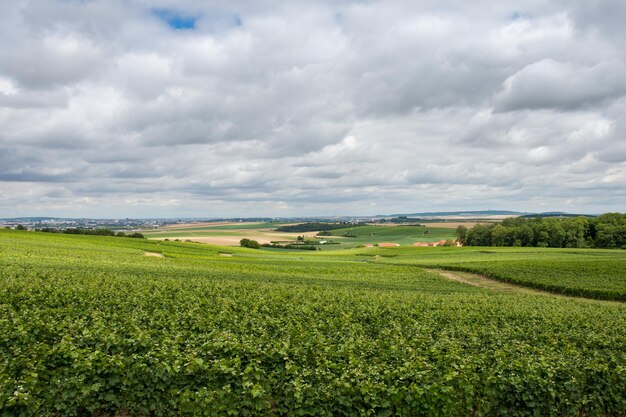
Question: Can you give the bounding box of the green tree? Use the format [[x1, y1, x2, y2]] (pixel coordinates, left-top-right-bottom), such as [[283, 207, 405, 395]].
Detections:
[[455, 226, 468, 245], [467, 224, 493, 246], [547, 221, 566, 247], [240, 238, 260, 249], [563, 218, 588, 248], [518, 225, 534, 247], [491, 224, 510, 246]]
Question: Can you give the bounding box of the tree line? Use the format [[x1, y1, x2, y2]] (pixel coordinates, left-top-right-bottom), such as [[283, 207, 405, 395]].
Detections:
[[456, 213, 626, 248], [37, 227, 144, 239], [240, 238, 319, 250]]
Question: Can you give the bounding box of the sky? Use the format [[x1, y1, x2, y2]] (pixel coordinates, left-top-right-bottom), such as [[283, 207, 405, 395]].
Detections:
[[0, 0, 625, 218]]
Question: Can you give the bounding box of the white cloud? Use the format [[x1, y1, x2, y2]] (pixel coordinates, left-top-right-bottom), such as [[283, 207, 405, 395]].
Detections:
[[0, 0, 625, 217]]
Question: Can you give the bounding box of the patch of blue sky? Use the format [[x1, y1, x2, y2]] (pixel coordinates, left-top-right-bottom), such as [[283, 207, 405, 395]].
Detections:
[[153, 8, 198, 30]]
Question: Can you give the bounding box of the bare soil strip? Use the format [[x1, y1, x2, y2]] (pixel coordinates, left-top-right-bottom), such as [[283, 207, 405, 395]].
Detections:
[[143, 252, 164, 258], [418, 222, 485, 229], [425, 269, 622, 304], [432, 270, 481, 287], [425, 269, 526, 292]]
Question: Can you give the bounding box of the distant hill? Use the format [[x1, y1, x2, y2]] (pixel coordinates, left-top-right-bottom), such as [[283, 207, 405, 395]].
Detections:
[[520, 212, 597, 219], [383, 210, 526, 218]]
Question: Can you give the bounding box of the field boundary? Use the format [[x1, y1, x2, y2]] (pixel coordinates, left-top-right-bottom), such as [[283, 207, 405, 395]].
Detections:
[[425, 268, 625, 304]]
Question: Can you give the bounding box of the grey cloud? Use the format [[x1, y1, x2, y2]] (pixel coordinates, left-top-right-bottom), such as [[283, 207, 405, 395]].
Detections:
[[0, 32, 103, 89], [0, 88, 69, 109], [567, 0, 626, 42], [595, 145, 626, 163], [494, 60, 626, 112], [592, 99, 626, 163], [0, 172, 75, 183]]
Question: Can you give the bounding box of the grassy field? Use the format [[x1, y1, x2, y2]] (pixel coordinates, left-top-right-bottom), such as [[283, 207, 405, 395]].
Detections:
[[140, 223, 457, 250], [139, 222, 319, 244], [149, 222, 281, 232], [1, 229, 625, 416], [323, 225, 456, 248]]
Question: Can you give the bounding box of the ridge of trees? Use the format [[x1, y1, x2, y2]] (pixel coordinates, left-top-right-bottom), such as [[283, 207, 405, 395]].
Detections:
[[275, 222, 366, 233], [456, 213, 626, 248], [36, 228, 144, 238]]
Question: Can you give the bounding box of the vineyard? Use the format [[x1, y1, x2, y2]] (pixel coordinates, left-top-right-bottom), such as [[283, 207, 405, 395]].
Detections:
[[363, 246, 626, 301], [0, 229, 625, 416]]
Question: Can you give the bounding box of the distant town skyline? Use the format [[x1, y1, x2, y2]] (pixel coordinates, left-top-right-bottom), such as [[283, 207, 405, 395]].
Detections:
[[1, 1, 625, 217]]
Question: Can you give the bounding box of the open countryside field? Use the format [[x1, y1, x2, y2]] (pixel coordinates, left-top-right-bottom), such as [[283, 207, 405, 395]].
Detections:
[[353, 246, 626, 301], [140, 222, 457, 250], [140, 222, 321, 245], [324, 225, 456, 249], [1, 229, 625, 416], [415, 222, 487, 229], [159, 222, 281, 231]]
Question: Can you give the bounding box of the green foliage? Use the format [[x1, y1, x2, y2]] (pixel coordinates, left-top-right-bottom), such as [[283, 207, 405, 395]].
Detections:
[[464, 214, 626, 248], [0, 230, 625, 416], [261, 243, 318, 250], [436, 258, 626, 301], [37, 228, 144, 239], [455, 225, 468, 245], [239, 238, 261, 249], [364, 246, 626, 301]]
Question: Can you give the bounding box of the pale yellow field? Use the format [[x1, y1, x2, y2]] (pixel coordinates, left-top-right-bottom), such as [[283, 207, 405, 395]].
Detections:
[[420, 222, 487, 229], [160, 221, 259, 229], [151, 228, 320, 246]]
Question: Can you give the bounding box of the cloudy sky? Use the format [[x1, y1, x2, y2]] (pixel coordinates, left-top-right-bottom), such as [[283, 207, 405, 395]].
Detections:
[[1, 0, 625, 218]]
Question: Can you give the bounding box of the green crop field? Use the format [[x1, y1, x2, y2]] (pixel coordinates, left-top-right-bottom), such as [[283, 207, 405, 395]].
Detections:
[[1, 229, 625, 416], [141, 230, 244, 238], [142, 222, 281, 234], [354, 246, 626, 301], [320, 225, 456, 249]]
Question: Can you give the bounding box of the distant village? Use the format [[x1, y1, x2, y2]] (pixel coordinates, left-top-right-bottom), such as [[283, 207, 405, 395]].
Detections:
[[0, 218, 171, 231], [0, 216, 371, 231]]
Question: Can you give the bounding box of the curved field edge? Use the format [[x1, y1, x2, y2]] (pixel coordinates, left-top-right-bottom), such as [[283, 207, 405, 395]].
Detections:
[[422, 263, 626, 301], [425, 266, 626, 302], [355, 246, 626, 302]]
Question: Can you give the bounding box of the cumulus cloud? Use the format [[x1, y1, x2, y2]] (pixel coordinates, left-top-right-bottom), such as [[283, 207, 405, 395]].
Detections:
[[494, 59, 626, 111], [0, 0, 625, 217]]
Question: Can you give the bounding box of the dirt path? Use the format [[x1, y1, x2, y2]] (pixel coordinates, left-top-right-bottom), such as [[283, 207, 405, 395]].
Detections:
[[425, 269, 526, 292], [144, 252, 164, 258], [432, 270, 481, 287], [425, 269, 622, 305]]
